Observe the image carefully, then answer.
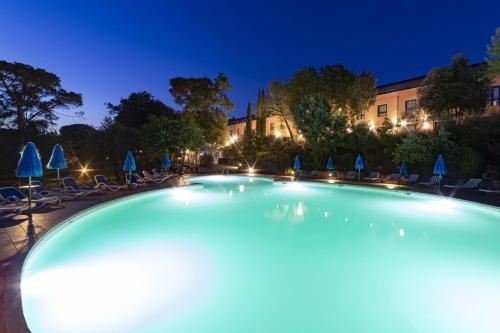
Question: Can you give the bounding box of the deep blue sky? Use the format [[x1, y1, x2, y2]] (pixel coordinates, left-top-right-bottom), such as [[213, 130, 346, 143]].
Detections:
[[2, 0, 499, 127]]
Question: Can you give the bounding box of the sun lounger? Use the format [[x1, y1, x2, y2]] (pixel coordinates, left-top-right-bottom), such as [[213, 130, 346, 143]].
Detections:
[[94, 175, 128, 191], [63, 177, 100, 196], [345, 170, 357, 180], [386, 173, 400, 183], [127, 173, 147, 187], [364, 171, 380, 182], [478, 188, 500, 194], [31, 181, 83, 201], [0, 187, 61, 210], [142, 170, 165, 183], [402, 174, 419, 185], [419, 175, 441, 187], [0, 194, 31, 213], [444, 178, 482, 190]]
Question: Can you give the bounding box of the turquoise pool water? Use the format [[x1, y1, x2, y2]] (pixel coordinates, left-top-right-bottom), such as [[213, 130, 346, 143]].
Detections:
[[21, 175, 500, 332]]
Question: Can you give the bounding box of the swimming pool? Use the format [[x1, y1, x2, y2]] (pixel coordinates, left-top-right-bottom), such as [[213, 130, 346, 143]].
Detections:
[[21, 175, 500, 332]]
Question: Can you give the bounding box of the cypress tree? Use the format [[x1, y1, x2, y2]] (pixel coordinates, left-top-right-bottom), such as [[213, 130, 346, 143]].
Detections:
[[245, 102, 252, 136]]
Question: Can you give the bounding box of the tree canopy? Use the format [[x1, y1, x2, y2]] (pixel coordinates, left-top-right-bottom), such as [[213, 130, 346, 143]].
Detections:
[[287, 64, 377, 124], [106, 91, 175, 129], [486, 27, 500, 78], [417, 55, 491, 123], [169, 73, 234, 144], [0, 60, 82, 145]]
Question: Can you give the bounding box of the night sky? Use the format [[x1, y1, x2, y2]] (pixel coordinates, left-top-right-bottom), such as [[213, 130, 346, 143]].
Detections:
[[2, 0, 499, 127]]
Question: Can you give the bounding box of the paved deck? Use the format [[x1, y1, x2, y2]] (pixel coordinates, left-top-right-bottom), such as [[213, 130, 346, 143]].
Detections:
[[0, 181, 180, 333]]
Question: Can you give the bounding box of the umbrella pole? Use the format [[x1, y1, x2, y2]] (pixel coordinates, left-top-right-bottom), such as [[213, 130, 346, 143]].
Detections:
[[57, 168, 60, 188], [28, 176, 32, 213]]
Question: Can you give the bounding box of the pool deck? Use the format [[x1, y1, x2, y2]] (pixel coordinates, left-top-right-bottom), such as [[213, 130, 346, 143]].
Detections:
[[0, 175, 499, 332]]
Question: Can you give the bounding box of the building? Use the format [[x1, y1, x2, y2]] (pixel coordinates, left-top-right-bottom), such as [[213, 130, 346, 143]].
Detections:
[[227, 70, 500, 138]]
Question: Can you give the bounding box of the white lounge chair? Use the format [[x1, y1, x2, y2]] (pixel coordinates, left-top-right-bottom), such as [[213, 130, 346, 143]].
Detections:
[[63, 177, 100, 196], [386, 173, 400, 183], [94, 175, 128, 191], [364, 171, 380, 182], [0, 187, 61, 210], [420, 175, 441, 187], [444, 178, 482, 190], [345, 170, 357, 180], [402, 174, 419, 185], [31, 181, 83, 201]]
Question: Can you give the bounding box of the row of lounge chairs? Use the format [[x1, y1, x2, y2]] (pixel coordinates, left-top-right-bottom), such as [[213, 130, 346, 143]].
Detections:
[[0, 169, 179, 220], [333, 170, 496, 192]]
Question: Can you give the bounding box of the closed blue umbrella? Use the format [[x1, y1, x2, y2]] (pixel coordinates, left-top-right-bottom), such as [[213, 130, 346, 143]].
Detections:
[[293, 155, 301, 171], [16, 142, 43, 209], [326, 156, 334, 171], [162, 155, 171, 169], [47, 144, 67, 185], [123, 150, 136, 183], [355, 154, 364, 181], [433, 154, 446, 187], [399, 162, 409, 177]]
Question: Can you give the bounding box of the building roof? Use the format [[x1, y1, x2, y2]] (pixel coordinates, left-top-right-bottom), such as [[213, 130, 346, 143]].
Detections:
[[228, 114, 256, 125]]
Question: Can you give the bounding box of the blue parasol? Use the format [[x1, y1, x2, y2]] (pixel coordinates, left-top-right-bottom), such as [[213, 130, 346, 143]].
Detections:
[[162, 155, 171, 169], [355, 154, 364, 181], [16, 142, 43, 209], [123, 150, 136, 183], [433, 154, 446, 187], [399, 162, 409, 177], [293, 155, 301, 171], [47, 144, 67, 185], [326, 156, 334, 171]]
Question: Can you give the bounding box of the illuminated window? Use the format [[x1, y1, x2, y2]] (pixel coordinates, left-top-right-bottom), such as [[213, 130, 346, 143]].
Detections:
[[490, 86, 500, 106], [377, 104, 387, 117], [405, 99, 417, 116], [357, 110, 365, 120], [280, 123, 285, 130], [270, 123, 275, 131]]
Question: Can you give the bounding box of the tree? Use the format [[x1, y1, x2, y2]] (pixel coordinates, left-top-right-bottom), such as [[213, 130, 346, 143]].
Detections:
[[287, 65, 377, 124], [98, 117, 139, 180], [291, 95, 348, 169], [244, 102, 252, 136], [59, 124, 99, 165], [0, 60, 82, 145], [169, 73, 234, 144], [265, 81, 295, 142], [106, 91, 175, 129], [417, 55, 491, 124], [255, 89, 267, 141], [486, 27, 500, 78], [242, 102, 256, 164], [141, 113, 203, 165]]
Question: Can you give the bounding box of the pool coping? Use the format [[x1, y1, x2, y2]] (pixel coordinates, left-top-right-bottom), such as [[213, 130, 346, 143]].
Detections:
[[3, 175, 500, 332]]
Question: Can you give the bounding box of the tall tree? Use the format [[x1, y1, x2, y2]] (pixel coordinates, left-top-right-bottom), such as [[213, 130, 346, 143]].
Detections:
[[106, 91, 175, 129], [265, 81, 295, 142], [417, 55, 491, 124], [0, 60, 83, 145], [486, 27, 500, 78], [255, 89, 267, 140], [169, 73, 234, 144], [141, 113, 203, 166], [244, 102, 252, 136], [287, 64, 377, 124]]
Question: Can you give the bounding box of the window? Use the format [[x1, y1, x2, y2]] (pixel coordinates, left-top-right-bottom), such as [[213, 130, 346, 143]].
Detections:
[[280, 123, 285, 130], [377, 104, 387, 117], [270, 123, 275, 131], [357, 110, 365, 120], [490, 86, 500, 106], [405, 99, 417, 116]]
